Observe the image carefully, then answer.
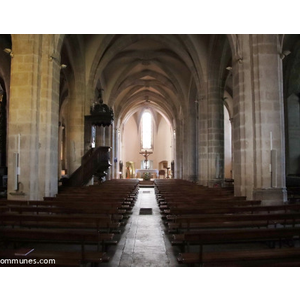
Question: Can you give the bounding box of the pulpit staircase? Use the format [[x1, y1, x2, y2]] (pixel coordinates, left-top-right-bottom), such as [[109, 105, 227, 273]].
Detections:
[[60, 146, 111, 188]]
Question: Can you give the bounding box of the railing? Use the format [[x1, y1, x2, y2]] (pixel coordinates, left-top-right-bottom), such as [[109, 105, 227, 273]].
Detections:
[[62, 146, 111, 187]]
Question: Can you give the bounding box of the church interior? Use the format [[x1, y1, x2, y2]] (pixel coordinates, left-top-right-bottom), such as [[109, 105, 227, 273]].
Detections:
[[1, 1, 300, 298], [1, 33, 300, 262], [1, 30, 300, 300], [1, 33, 300, 200]]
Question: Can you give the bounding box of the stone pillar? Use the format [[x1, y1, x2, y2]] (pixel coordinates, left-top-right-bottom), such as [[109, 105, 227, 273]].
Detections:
[[286, 94, 300, 177], [67, 88, 85, 175], [174, 115, 183, 179], [207, 70, 224, 187], [8, 34, 60, 200], [233, 34, 286, 203], [182, 100, 197, 182], [198, 92, 209, 186]]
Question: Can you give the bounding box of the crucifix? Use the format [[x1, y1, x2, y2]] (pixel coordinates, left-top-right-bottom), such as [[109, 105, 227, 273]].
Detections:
[[139, 149, 153, 169]]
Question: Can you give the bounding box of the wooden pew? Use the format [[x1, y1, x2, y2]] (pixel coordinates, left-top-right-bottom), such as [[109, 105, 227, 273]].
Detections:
[[2, 201, 132, 215], [4, 205, 127, 216], [167, 212, 300, 233], [0, 227, 116, 252], [0, 211, 124, 222], [163, 203, 300, 216], [155, 179, 300, 266], [177, 247, 300, 267], [0, 179, 139, 266], [159, 200, 262, 211], [172, 227, 300, 265], [0, 213, 122, 233]]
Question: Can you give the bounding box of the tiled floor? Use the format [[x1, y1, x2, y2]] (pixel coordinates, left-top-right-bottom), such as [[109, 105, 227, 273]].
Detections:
[[108, 187, 178, 267]]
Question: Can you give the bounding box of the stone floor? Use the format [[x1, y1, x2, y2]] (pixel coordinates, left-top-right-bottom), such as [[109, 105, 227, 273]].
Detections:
[[107, 187, 179, 267]]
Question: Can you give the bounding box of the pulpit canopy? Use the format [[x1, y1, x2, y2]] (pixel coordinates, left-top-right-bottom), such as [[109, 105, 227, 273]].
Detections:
[[85, 88, 114, 127]]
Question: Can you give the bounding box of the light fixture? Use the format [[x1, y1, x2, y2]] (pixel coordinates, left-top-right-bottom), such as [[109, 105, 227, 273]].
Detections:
[[280, 50, 291, 60], [49, 55, 56, 62], [226, 66, 232, 71], [3, 48, 13, 58], [49, 55, 67, 69]]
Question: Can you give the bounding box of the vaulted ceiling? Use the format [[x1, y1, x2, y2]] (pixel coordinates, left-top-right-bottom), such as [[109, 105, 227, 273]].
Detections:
[[82, 34, 214, 126], [59, 34, 235, 127]]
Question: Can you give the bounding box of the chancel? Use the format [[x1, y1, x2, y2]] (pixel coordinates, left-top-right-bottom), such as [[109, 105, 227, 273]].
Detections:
[[1, 33, 300, 268]]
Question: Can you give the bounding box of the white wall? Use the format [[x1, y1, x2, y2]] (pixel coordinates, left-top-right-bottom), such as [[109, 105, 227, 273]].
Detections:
[[154, 115, 173, 168], [121, 111, 173, 178], [122, 116, 140, 175]]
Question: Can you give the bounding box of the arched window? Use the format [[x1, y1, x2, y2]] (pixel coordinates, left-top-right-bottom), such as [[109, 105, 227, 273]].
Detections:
[[141, 110, 153, 150]]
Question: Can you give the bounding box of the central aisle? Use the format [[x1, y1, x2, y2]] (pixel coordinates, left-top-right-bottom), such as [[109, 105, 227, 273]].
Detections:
[[109, 187, 178, 267]]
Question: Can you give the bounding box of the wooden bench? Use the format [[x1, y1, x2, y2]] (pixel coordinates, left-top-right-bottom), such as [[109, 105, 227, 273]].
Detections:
[[0, 212, 124, 223], [2, 201, 132, 215], [0, 213, 122, 233], [166, 212, 300, 232], [177, 247, 300, 267], [164, 203, 300, 216], [4, 205, 127, 216], [172, 227, 300, 258], [159, 200, 262, 211], [0, 227, 117, 252]]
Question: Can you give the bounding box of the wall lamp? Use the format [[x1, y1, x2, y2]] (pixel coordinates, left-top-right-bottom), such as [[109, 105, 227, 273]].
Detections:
[[49, 55, 67, 69], [280, 50, 291, 60], [3, 48, 13, 58], [49, 55, 57, 62]]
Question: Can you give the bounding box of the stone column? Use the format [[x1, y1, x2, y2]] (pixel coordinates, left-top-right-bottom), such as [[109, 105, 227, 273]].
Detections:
[[67, 87, 85, 174], [182, 100, 197, 182], [8, 34, 60, 200], [174, 115, 183, 179], [286, 94, 300, 177], [207, 70, 224, 187], [233, 34, 286, 203], [198, 92, 209, 186]]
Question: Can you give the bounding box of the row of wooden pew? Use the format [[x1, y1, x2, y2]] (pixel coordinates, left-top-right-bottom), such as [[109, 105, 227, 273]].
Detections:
[[0, 179, 139, 267], [154, 179, 300, 267]]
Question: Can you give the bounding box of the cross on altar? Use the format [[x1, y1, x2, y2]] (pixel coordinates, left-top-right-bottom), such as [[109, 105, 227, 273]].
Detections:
[[139, 149, 153, 169]]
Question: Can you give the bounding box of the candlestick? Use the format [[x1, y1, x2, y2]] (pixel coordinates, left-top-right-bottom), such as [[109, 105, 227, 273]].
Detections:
[[270, 132, 273, 150]]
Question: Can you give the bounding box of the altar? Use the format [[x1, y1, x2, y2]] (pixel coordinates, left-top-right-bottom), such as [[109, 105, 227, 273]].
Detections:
[[135, 169, 159, 178]]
